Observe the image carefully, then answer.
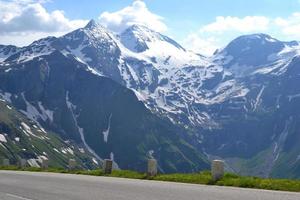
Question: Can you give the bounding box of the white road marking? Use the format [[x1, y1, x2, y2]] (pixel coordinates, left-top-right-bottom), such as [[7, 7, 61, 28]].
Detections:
[[6, 193, 34, 200]]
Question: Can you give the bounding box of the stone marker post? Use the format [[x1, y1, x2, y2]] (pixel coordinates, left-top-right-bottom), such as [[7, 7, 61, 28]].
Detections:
[[211, 160, 225, 181], [68, 159, 76, 170], [19, 159, 27, 168], [147, 159, 157, 177], [3, 159, 9, 166], [103, 159, 113, 174], [41, 159, 49, 169]]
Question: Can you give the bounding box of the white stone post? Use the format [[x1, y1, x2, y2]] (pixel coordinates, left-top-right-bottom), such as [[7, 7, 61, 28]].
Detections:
[[41, 159, 49, 169], [147, 159, 157, 177], [68, 159, 76, 170], [3, 159, 9, 166], [103, 159, 113, 174], [211, 160, 225, 181]]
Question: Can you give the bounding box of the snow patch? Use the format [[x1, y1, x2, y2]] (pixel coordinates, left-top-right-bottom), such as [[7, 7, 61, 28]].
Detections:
[[66, 91, 102, 160], [5, 68, 12, 73], [92, 158, 99, 165], [288, 94, 300, 102], [6, 105, 12, 110], [27, 159, 40, 168], [0, 134, 7, 143], [20, 94, 51, 132], [79, 148, 85, 153], [38, 102, 54, 122], [0, 92, 12, 103], [53, 148, 60, 153], [148, 150, 154, 158], [110, 152, 114, 161], [102, 114, 112, 143], [253, 86, 265, 111]]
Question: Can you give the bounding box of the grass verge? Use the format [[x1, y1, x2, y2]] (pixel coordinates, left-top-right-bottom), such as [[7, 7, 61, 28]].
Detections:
[[0, 166, 299, 192]]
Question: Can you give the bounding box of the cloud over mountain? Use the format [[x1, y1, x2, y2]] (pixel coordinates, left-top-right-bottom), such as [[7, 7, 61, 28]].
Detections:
[[0, 0, 87, 46], [0, 1, 87, 33], [98, 0, 167, 33]]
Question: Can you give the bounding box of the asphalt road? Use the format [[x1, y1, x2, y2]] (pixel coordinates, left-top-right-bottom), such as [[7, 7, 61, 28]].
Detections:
[[0, 171, 299, 200]]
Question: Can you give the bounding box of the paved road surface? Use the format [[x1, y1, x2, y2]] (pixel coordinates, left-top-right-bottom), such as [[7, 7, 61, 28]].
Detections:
[[0, 170, 299, 200]]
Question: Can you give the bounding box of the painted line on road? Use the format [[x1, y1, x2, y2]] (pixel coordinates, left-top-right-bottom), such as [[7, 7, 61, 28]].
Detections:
[[6, 193, 34, 200]]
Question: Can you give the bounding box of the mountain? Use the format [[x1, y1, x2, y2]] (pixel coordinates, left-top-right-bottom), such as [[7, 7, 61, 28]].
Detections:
[[204, 34, 300, 178], [18, 20, 231, 128], [213, 34, 300, 76], [0, 92, 98, 169], [0, 20, 300, 178], [120, 24, 185, 53], [0, 47, 209, 172]]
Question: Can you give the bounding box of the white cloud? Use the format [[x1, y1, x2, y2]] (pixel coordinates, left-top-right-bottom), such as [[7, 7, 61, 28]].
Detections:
[[98, 0, 167, 33], [183, 16, 272, 55], [3, 0, 300, 56], [0, 0, 87, 46], [185, 12, 300, 55], [182, 34, 219, 56], [275, 13, 300, 39], [0, 32, 67, 47], [200, 16, 270, 34]]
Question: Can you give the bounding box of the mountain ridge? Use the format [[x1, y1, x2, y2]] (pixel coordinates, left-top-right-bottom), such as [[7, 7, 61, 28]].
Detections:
[[1, 20, 300, 178]]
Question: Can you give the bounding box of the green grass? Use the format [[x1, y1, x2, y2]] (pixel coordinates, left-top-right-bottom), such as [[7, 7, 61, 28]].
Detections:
[[1, 166, 299, 192], [153, 171, 213, 184]]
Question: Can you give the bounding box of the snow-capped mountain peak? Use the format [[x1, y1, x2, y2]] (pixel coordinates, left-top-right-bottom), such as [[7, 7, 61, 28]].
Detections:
[[120, 24, 185, 53], [84, 19, 99, 29], [217, 33, 285, 61], [1, 21, 297, 128], [235, 33, 278, 42], [212, 33, 300, 77], [58, 20, 121, 72], [2, 20, 300, 178]]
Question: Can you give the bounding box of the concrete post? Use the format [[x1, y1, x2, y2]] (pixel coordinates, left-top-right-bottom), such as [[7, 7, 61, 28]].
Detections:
[[147, 159, 157, 177], [68, 159, 76, 170], [41, 159, 49, 169], [103, 159, 113, 174], [2, 159, 9, 166], [19, 159, 27, 168], [211, 160, 225, 181]]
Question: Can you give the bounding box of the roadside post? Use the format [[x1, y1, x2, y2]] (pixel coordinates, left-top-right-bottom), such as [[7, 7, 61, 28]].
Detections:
[[103, 159, 113, 174], [68, 159, 76, 170], [147, 159, 157, 177], [211, 160, 225, 181], [41, 158, 49, 169]]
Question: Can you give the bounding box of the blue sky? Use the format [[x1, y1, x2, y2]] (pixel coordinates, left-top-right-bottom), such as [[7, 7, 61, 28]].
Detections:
[[1, 0, 300, 55]]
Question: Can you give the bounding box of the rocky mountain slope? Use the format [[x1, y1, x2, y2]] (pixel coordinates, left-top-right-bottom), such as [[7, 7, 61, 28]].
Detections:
[[0, 47, 209, 173], [204, 34, 300, 178], [0, 95, 98, 169], [0, 20, 300, 178]]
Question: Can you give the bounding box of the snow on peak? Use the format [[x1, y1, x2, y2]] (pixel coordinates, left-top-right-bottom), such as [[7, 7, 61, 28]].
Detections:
[[212, 34, 288, 74], [120, 24, 185, 53], [29, 36, 56, 47], [226, 34, 279, 46], [223, 34, 283, 53], [84, 19, 98, 29]]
